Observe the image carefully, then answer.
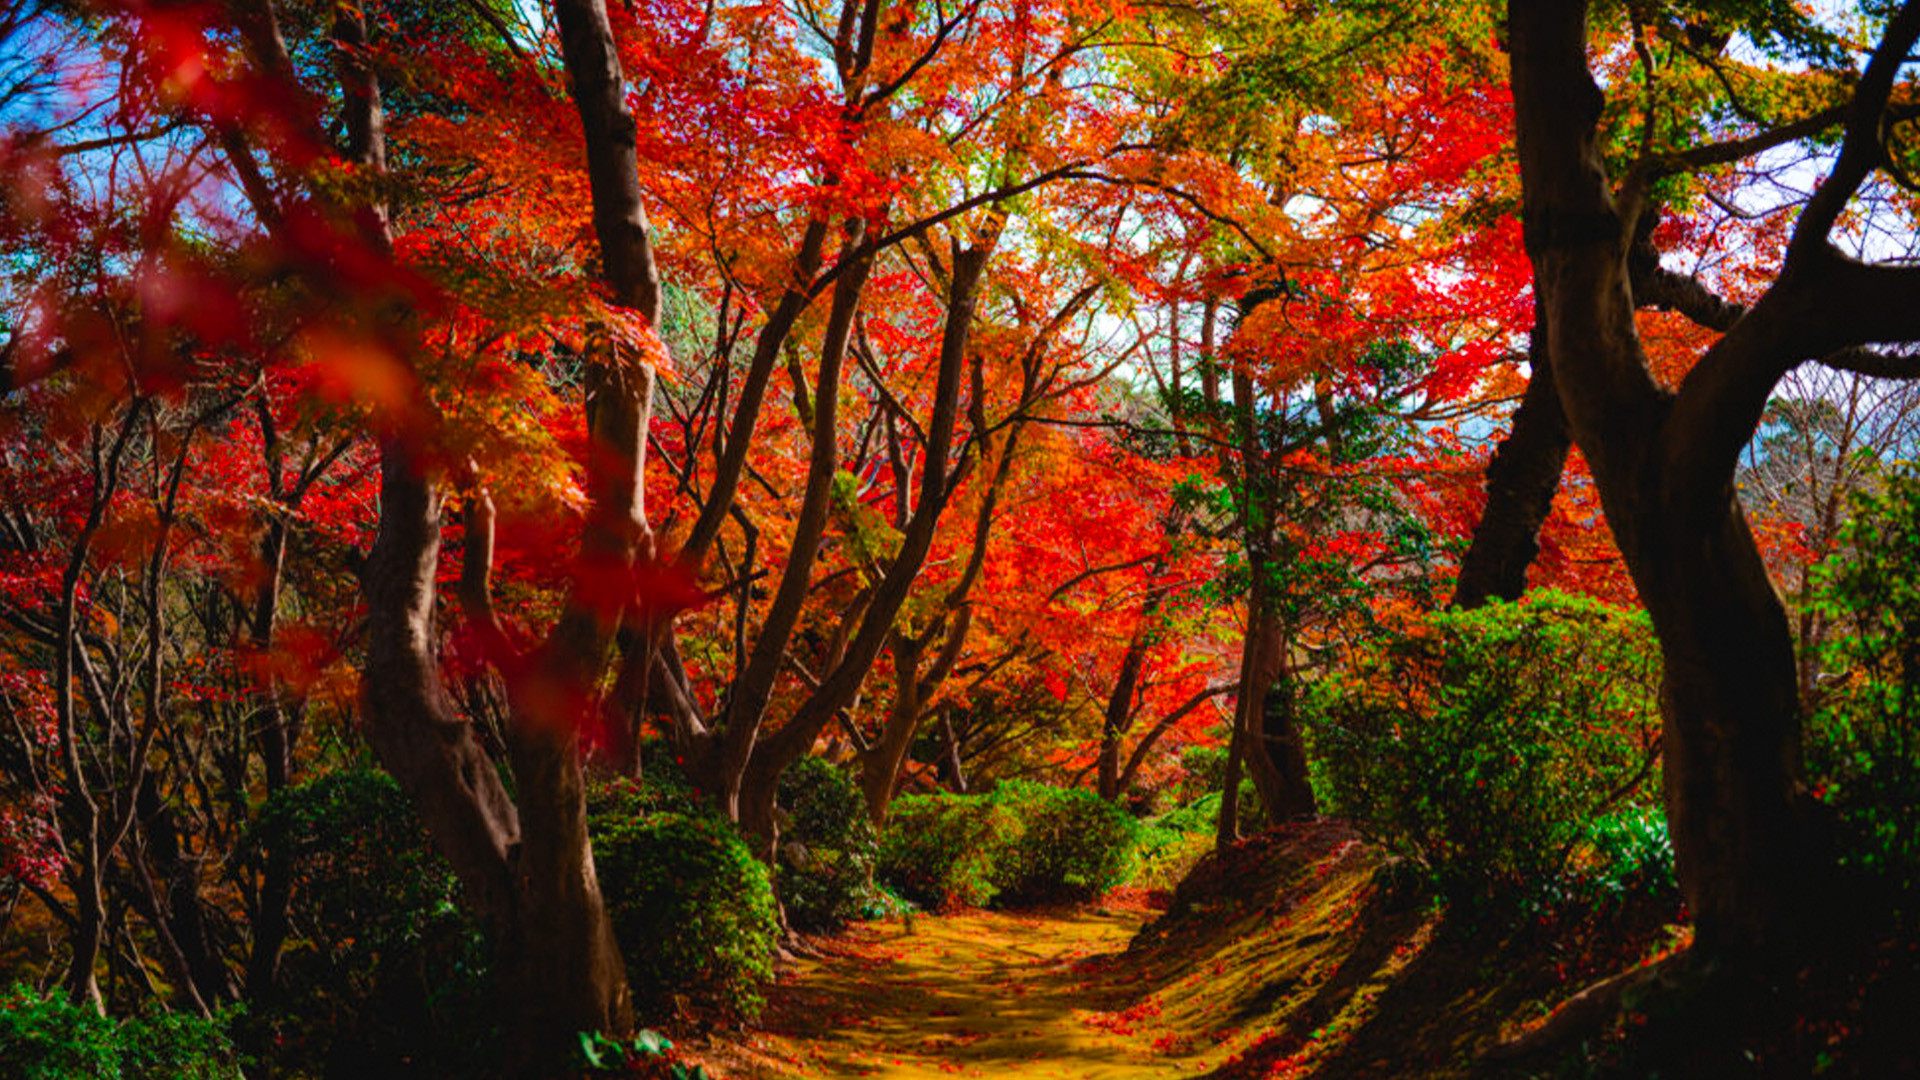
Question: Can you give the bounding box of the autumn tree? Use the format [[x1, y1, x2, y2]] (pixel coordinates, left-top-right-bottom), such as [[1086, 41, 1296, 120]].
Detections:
[[1507, 0, 1920, 958], [1115, 11, 1527, 834]]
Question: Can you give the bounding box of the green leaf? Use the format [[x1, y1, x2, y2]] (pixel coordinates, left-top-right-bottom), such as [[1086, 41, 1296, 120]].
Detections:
[[577, 1032, 607, 1070], [635, 1029, 672, 1057]]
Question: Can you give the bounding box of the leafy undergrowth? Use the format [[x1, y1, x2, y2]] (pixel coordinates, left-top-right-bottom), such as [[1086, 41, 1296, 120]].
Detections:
[[676, 821, 1685, 1079]]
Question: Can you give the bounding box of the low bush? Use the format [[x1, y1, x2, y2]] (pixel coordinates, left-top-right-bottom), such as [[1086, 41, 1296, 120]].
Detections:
[[0, 986, 120, 1080], [1130, 822, 1215, 893], [876, 782, 1141, 909], [1173, 744, 1229, 805], [237, 766, 492, 1076], [1152, 780, 1259, 837], [244, 768, 469, 970], [1305, 590, 1667, 903], [606, 744, 712, 818], [775, 757, 880, 931], [589, 803, 778, 1020], [118, 1010, 248, 1080], [577, 1027, 712, 1079], [988, 781, 1139, 904], [0, 985, 243, 1080], [875, 791, 1016, 909], [1575, 807, 1677, 904]]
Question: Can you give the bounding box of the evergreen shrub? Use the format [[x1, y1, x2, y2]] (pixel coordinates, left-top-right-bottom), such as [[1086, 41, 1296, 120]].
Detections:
[[775, 757, 880, 931], [877, 782, 1141, 908], [0, 985, 243, 1080], [238, 766, 491, 1076], [1305, 590, 1669, 902], [588, 787, 777, 1019]]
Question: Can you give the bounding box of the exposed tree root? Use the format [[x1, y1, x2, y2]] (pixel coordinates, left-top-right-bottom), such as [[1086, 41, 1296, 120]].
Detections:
[[1484, 949, 1700, 1065]]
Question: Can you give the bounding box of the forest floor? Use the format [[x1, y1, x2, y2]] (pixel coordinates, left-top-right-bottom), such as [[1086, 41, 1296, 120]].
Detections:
[[684, 823, 1693, 1079]]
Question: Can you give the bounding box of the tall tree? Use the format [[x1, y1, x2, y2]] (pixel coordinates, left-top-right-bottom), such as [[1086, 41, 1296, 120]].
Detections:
[[1507, 0, 1920, 958]]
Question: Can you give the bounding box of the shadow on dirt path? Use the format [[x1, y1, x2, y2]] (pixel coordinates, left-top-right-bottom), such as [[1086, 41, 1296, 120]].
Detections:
[[689, 823, 1688, 1080], [731, 905, 1210, 1078]]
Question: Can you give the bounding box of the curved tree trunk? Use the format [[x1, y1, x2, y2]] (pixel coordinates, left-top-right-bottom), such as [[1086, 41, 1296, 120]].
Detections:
[[730, 243, 994, 852], [1258, 663, 1317, 821], [332, 0, 643, 1055], [1234, 604, 1317, 825], [1498, 0, 1918, 960], [1095, 629, 1149, 802]]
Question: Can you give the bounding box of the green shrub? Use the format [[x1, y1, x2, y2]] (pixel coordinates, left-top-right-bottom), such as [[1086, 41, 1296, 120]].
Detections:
[[1152, 780, 1259, 836], [1174, 744, 1229, 805], [1575, 808, 1677, 904], [237, 767, 491, 1077], [775, 757, 880, 931], [595, 745, 710, 819], [244, 768, 466, 966], [988, 781, 1139, 904], [1806, 472, 1920, 893], [0, 986, 243, 1080], [877, 783, 1141, 909], [1305, 590, 1666, 902], [589, 809, 778, 1019], [0, 986, 122, 1080], [118, 1010, 246, 1080], [1130, 822, 1215, 893], [577, 1028, 712, 1079], [1152, 790, 1223, 836], [875, 791, 1016, 909]]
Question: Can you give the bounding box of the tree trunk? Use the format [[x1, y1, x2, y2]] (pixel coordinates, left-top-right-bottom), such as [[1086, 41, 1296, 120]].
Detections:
[[246, 517, 295, 1001], [359, 450, 522, 935], [936, 708, 968, 794], [714, 224, 872, 819], [1504, 0, 1867, 960], [861, 635, 924, 822], [1638, 503, 1816, 956], [504, 719, 632, 1058], [729, 243, 994, 851], [1257, 665, 1317, 821], [1214, 706, 1245, 846], [1233, 603, 1316, 824], [65, 845, 105, 1010], [136, 781, 232, 1010], [1096, 629, 1150, 802]]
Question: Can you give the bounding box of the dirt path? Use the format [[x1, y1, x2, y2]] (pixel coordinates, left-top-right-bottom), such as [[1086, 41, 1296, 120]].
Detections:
[[710, 904, 1218, 1079], [689, 825, 1683, 1079]]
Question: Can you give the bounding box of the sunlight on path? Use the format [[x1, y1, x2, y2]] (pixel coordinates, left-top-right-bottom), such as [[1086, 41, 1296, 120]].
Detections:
[[693, 824, 1688, 1080], [733, 906, 1220, 1079]]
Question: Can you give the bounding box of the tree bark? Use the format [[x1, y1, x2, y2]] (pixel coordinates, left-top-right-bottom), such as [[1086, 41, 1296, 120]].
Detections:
[[245, 462, 296, 1000], [360, 450, 522, 936], [1214, 704, 1245, 846], [861, 635, 926, 819], [713, 224, 872, 818], [1257, 665, 1317, 820], [1450, 238, 1744, 613], [1233, 603, 1316, 824]]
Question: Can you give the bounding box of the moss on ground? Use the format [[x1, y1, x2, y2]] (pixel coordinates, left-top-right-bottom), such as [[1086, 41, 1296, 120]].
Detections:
[[684, 822, 1678, 1079]]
